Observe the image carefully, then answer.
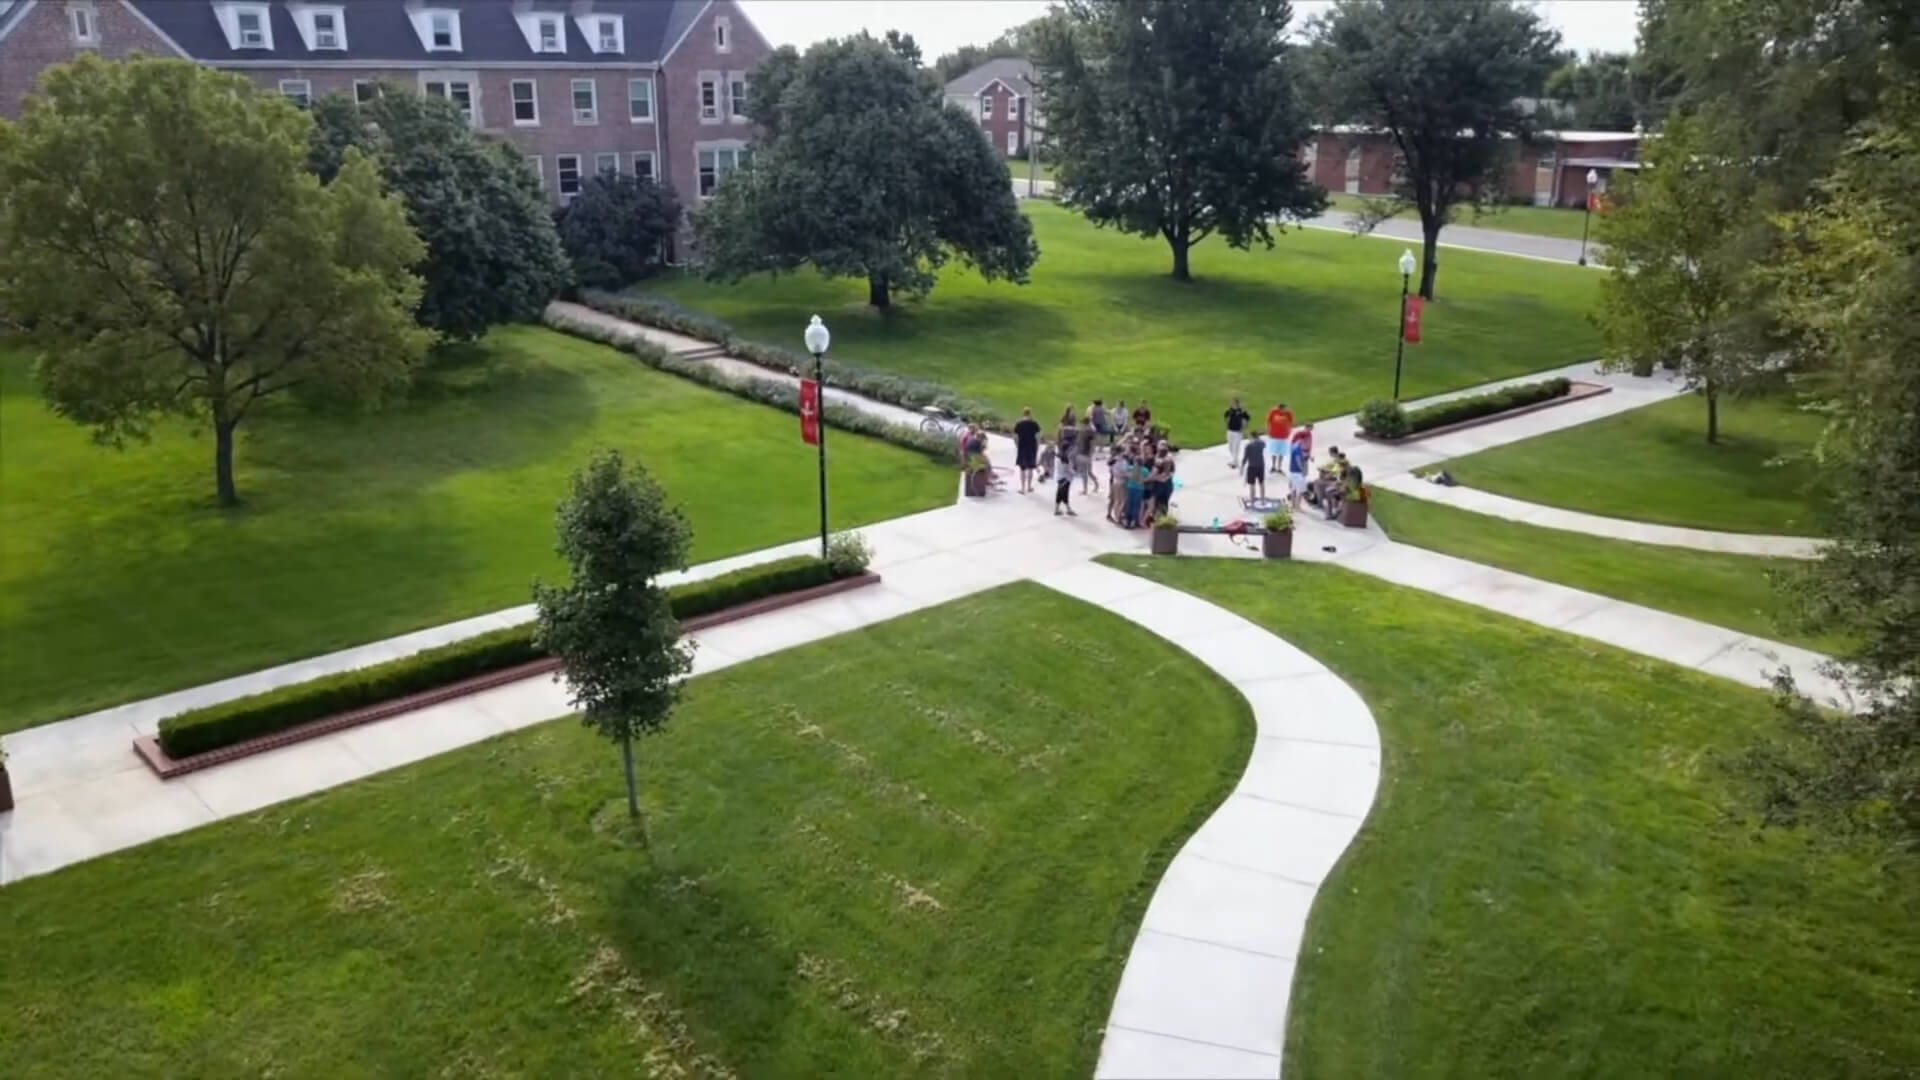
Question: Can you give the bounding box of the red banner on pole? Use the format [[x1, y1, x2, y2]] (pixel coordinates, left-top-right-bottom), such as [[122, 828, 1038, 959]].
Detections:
[[1588, 191, 1602, 213], [1403, 295, 1424, 344], [799, 379, 821, 445]]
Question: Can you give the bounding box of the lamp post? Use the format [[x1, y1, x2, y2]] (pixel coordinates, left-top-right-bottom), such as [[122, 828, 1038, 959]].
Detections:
[[803, 315, 831, 559], [1578, 167, 1599, 266], [1393, 248, 1415, 401]]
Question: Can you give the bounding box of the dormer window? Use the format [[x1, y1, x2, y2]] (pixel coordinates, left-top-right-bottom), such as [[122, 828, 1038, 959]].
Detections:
[[427, 10, 459, 51], [236, 9, 267, 47], [537, 16, 559, 52], [577, 13, 622, 53], [596, 17, 617, 51], [312, 10, 340, 49]]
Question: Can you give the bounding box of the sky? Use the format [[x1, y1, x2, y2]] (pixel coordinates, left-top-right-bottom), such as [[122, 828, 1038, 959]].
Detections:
[[737, 1, 1643, 65]]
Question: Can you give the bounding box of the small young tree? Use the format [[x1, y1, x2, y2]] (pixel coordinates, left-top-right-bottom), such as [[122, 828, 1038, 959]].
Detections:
[[1593, 116, 1765, 442], [554, 173, 680, 289], [309, 89, 570, 341], [534, 450, 694, 820], [1033, 0, 1326, 281], [0, 57, 430, 507], [1305, 0, 1563, 299]]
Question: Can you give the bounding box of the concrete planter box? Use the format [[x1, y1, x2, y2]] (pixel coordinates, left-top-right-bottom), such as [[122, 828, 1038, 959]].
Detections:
[[1342, 500, 1371, 529], [1151, 525, 1180, 555], [1262, 529, 1294, 559], [963, 469, 990, 497]]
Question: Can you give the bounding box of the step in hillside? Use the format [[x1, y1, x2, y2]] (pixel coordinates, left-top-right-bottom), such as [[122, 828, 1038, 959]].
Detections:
[[673, 344, 729, 362]]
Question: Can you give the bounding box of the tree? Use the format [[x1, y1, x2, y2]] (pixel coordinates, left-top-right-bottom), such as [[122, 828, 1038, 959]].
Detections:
[[554, 174, 680, 289], [1747, 92, 1920, 849], [534, 450, 694, 821], [1592, 117, 1767, 442], [309, 88, 569, 340], [695, 34, 1037, 309], [930, 16, 1053, 84], [0, 57, 430, 507], [1544, 51, 1637, 131], [1305, 0, 1563, 299], [1032, 0, 1325, 282]]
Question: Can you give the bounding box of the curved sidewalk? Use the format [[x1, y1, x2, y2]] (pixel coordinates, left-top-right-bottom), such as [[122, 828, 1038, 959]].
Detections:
[[1373, 474, 1825, 558], [1040, 563, 1382, 1080]]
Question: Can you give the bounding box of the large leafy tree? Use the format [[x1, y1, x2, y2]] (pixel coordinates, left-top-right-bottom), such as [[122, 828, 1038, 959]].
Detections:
[[1544, 51, 1638, 131], [1753, 94, 1920, 849], [534, 450, 694, 822], [696, 34, 1037, 309], [1032, 0, 1325, 281], [309, 89, 569, 340], [554, 174, 680, 289], [1305, 0, 1563, 299], [930, 16, 1052, 83], [1592, 117, 1768, 442], [0, 56, 430, 507]]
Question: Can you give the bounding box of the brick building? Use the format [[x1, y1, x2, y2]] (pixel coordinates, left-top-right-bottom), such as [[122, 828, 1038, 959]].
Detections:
[[943, 56, 1036, 159], [1301, 127, 1644, 207], [0, 0, 772, 207]]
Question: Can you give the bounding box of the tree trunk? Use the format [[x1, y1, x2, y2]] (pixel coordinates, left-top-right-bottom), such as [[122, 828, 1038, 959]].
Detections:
[[620, 734, 640, 818], [867, 272, 890, 309], [1705, 385, 1720, 444], [1419, 224, 1440, 300], [214, 418, 239, 508], [1169, 234, 1192, 281]]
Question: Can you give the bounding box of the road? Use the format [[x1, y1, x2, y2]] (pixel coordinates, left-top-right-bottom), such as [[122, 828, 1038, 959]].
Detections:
[[1013, 179, 1601, 266]]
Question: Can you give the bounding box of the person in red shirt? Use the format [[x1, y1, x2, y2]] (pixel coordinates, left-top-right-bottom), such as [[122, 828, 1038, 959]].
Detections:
[[1266, 402, 1294, 472]]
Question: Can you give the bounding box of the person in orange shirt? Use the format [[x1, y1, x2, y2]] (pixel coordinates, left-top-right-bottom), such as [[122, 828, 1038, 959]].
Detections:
[[1266, 402, 1294, 472]]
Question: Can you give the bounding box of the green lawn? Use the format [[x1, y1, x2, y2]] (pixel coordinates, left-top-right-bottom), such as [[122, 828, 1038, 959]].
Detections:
[[1106, 555, 1920, 1079], [1326, 193, 1600, 242], [1439, 391, 1827, 536], [0, 327, 952, 732], [0, 584, 1252, 1078], [1370, 491, 1837, 653], [638, 202, 1602, 439], [1006, 159, 1055, 184]]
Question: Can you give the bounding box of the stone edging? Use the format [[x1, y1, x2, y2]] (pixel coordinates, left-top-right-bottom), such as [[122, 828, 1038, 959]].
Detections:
[[131, 571, 883, 780], [1354, 380, 1611, 444]]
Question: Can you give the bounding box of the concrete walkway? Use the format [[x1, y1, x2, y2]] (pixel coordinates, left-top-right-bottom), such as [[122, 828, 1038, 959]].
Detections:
[[1042, 564, 1380, 1079], [1373, 473, 1826, 558], [1301, 209, 1599, 266]]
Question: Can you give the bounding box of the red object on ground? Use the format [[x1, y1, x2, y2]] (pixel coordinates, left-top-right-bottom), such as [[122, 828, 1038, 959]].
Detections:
[[1588, 191, 1601, 213], [1403, 295, 1424, 344], [799, 378, 821, 446]]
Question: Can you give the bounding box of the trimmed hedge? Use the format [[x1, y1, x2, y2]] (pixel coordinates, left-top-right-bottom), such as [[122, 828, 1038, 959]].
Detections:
[[156, 552, 869, 759], [542, 309, 958, 463], [1361, 377, 1573, 438], [575, 288, 1007, 429]]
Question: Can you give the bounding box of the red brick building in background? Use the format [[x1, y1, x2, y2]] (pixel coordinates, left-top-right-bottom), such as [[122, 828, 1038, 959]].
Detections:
[[1301, 127, 1643, 207], [0, 0, 771, 208], [944, 56, 1036, 159]]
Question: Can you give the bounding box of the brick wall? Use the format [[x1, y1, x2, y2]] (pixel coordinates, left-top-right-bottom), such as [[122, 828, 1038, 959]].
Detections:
[[0, 0, 181, 117], [978, 82, 1026, 157], [659, 0, 768, 218]]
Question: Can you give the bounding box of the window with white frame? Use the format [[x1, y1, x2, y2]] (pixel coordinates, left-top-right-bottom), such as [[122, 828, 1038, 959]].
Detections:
[[699, 75, 720, 122], [630, 151, 655, 181], [525, 155, 543, 192], [235, 7, 268, 48], [69, 2, 97, 45], [980, 95, 993, 120], [353, 80, 380, 105], [697, 145, 747, 197], [279, 79, 312, 108], [596, 17, 618, 51], [537, 16, 560, 52], [310, 8, 343, 49], [424, 78, 475, 124], [728, 75, 747, 121], [510, 79, 538, 125], [556, 154, 582, 199], [627, 78, 653, 122], [714, 15, 730, 52], [571, 79, 597, 124], [427, 10, 458, 51], [594, 152, 619, 177]]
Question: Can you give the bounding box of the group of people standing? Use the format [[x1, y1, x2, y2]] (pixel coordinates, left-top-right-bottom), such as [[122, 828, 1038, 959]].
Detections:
[[1012, 400, 1176, 526], [1223, 398, 1318, 509]]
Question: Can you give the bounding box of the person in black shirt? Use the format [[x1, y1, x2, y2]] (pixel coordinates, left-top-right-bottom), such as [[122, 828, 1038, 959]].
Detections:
[[1013, 407, 1041, 493], [1224, 396, 1250, 469]]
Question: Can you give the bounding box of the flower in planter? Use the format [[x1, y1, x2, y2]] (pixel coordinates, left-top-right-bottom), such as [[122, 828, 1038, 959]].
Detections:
[[1263, 508, 1294, 532]]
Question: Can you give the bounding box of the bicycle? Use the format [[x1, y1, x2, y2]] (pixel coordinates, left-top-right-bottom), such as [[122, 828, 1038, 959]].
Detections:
[[919, 405, 968, 440]]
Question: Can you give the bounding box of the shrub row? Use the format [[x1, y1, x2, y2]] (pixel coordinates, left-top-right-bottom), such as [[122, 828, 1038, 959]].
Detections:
[[157, 549, 872, 759], [1359, 377, 1573, 439], [543, 309, 958, 464], [575, 288, 1007, 429]]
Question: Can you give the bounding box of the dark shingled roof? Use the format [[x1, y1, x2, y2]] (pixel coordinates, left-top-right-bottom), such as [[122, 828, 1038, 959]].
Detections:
[[126, 0, 700, 63]]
